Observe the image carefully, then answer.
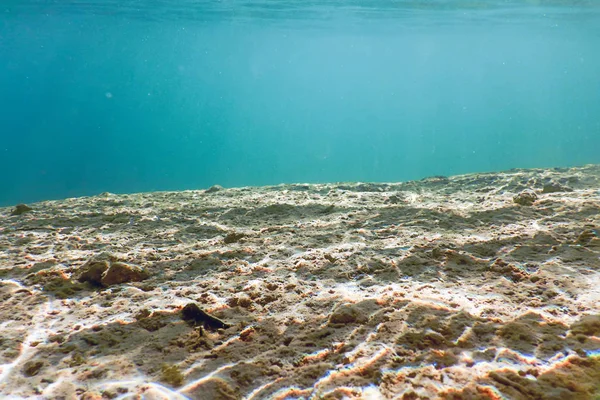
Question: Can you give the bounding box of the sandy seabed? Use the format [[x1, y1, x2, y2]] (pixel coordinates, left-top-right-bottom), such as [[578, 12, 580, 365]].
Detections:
[[0, 165, 599, 400]]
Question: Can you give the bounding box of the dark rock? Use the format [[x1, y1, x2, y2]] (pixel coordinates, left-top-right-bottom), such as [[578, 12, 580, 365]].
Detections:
[[23, 360, 44, 376], [513, 190, 538, 206], [11, 204, 33, 215], [542, 182, 573, 194], [385, 195, 403, 204], [224, 232, 246, 244], [138, 314, 168, 332], [227, 295, 252, 308], [575, 229, 598, 246], [135, 309, 152, 320], [78, 260, 109, 286], [181, 303, 229, 329]]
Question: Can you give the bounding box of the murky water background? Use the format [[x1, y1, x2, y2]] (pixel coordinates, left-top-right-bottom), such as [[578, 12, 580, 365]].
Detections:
[[1, 0, 599, 205]]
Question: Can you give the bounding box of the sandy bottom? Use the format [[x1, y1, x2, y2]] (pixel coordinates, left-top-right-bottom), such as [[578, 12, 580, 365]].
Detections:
[[1, 165, 599, 400]]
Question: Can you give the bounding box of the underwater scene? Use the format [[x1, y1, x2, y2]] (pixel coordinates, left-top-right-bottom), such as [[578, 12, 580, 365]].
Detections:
[[1, 0, 599, 399]]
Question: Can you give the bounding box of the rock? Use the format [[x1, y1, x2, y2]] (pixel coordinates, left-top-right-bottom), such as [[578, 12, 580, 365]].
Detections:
[[101, 262, 149, 286], [223, 232, 246, 244], [513, 190, 538, 206], [205, 185, 223, 193], [11, 204, 33, 215], [135, 309, 152, 320], [227, 295, 252, 308], [77, 253, 149, 287], [319, 204, 335, 214], [184, 378, 239, 400], [137, 312, 168, 332], [542, 182, 573, 193], [78, 260, 109, 286], [329, 303, 366, 324], [385, 194, 403, 204], [181, 303, 229, 329], [23, 360, 44, 376], [570, 314, 600, 336], [575, 229, 598, 246]]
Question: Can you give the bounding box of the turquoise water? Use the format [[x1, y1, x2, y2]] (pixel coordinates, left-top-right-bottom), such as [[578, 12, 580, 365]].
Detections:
[[1, 1, 600, 206]]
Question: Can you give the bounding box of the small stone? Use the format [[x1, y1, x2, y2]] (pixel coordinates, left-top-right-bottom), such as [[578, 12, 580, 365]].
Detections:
[[23, 360, 44, 376], [227, 295, 252, 308], [205, 185, 223, 193], [329, 303, 366, 324], [575, 229, 598, 246], [542, 182, 573, 193], [320, 204, 335, 214], [11, 204, 33, 215], [101, 390, 117, 400], [385, 195, 403, 204], [135, 308, 152, 320], [513, 190, 538, 206], [224, 232, 246, 244]]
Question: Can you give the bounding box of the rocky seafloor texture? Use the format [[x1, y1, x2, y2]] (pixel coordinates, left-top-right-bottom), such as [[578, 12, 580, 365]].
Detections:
[[0, 165, 599, 400]]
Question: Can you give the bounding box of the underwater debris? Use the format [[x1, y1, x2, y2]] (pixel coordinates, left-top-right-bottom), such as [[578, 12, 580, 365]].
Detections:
[[513, 190, 538, 206], [181, 303, 229, 329], [11, 203, 33, 215]]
